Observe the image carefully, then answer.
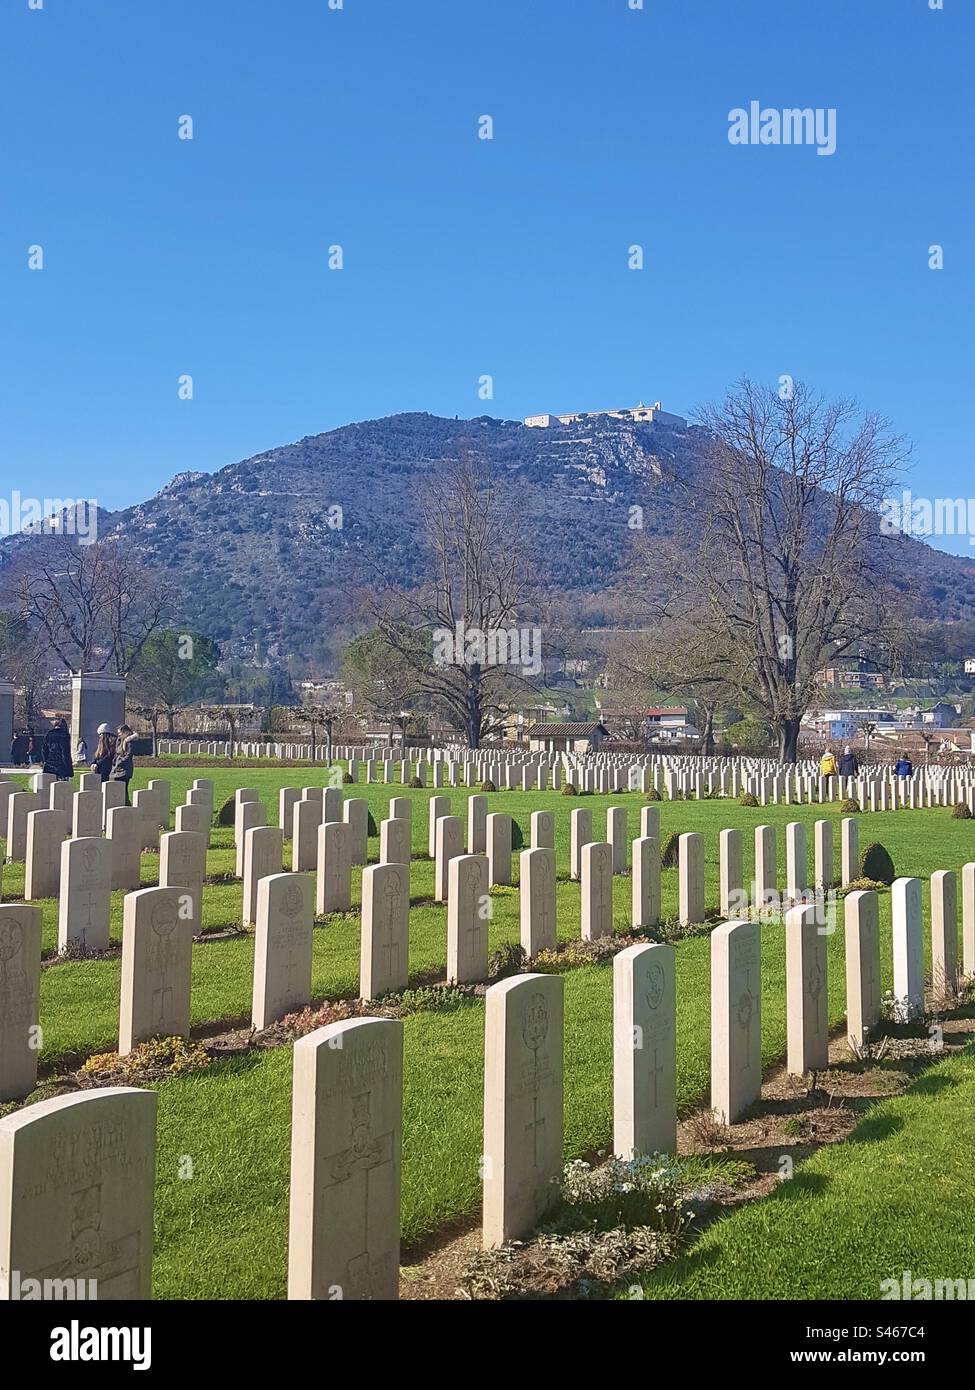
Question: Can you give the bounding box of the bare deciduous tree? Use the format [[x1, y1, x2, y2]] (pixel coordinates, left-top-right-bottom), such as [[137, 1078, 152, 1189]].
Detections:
[[0, 617, 52, 730], [11, 535, 174, 677], [367, 459, 546, 748], [629, 380, 911, 763], [609, 611, 740, 755]]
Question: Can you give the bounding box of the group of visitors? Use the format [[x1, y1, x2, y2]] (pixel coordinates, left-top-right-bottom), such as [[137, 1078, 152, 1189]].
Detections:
[[90, 722, 137, 803], [820, 746, 915, 780], [9, 729, 38, 766], [7, 718, 138, 802]]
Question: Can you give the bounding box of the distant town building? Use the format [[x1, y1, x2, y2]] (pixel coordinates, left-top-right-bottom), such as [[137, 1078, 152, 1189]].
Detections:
[[919, 701, 959, 729], [526, 721, 609, 754], [803, 701, 960, 742], [524, 401, 687, 430], [504, 702, 571, 741], [642, 707, 698, 742], [297, 680, 353, 708], [817, 658, 885, 691], [965, 657, 975, 675], [808, 711, 860, 742]]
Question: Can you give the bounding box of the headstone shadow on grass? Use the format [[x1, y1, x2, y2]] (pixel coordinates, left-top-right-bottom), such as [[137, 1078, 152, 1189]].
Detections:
[[845, 1112, 905, 1146], [771, 1170, 830, 1200], [907, 1071, 959, 1096]]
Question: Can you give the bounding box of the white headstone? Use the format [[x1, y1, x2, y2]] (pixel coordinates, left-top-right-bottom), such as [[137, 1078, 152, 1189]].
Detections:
[[243, 825, 284, 926], [606, 806, 628, 874], [719, 828, 742, 917], [119, 886, 194, 1053], [107, 805, 142, 892], [58, 837, 112, 954], [754, 824, 776, 908], [710, 920, 762, 1124], [343, 798, 369, 866], [434, 815, 464, 903], [785, 904, 828, 1075], [613, 942, 676, 1158], [530, 810, 555, 850], [287, 1018, 403, 1300], [569, 808, 592, 881], [447, 854, 490, 984], [25, 808, 69, 899], [844, 889, 881, 1049], [316, 820, 352, 915], [72, 788, 103, 839], [0, 1088, 156, 1298], [252, 872, 314, 1029], [360, 863, 409, 1000], [891, 877, 924, 1022], [631, 835, 660, 929], [485, 812, 512, 887], [519, 847, 556, 956], [467, 794, 488, 854], [930, 869, 958, 999], [0, 904, 42, 1100], [581, 841, 613, 940], [159, 830, 206, 933], [678, 832, 705, 925], [482, 973, 563, 1248]]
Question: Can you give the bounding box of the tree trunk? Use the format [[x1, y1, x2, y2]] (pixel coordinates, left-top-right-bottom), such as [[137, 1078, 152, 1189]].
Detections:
[[778, 718, 801, 765], [702, 705, 716, 756]]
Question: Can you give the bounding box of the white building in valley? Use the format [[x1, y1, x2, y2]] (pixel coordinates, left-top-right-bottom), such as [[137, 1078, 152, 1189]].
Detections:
[[524, 401, 687, 429]]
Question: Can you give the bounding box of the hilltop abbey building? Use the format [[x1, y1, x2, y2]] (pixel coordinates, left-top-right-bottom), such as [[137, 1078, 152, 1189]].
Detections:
[[524, 400, 687, 429]]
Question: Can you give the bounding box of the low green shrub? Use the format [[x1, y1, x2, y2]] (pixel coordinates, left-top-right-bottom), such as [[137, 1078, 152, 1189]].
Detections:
[[858, 841, 896, 886], [660, 831, 681, 868]]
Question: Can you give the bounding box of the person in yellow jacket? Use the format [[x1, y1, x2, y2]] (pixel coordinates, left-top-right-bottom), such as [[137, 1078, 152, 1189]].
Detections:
[[820, 748, 839, 778]]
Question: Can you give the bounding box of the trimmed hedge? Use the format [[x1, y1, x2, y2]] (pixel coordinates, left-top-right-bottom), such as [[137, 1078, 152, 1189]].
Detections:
[[858, 841, 896, 886]]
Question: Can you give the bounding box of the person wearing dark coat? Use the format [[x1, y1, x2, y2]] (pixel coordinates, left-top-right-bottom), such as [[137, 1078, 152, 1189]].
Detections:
[[895, 756, 914, 778], [838, 745, 860, 778], [10, 732, 30, 766], [109, 725, 136, 805], [90, 725, 116, 782], [43, 718, 75, 781]]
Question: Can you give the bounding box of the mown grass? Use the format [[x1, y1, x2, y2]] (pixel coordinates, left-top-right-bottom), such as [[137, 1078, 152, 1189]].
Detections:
[[3, 764, 973, 1297], [628, 1045, 975, 1301]]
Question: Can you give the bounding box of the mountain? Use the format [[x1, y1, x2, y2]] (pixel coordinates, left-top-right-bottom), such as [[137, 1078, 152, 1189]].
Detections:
[[3, 411, 975, 672]]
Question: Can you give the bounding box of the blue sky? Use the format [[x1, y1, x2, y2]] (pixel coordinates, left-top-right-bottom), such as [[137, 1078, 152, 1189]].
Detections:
[[2, 0, 971, 551]]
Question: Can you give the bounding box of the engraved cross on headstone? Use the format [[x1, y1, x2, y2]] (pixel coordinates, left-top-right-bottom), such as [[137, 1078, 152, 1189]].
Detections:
[[320, 1091, 394, 1300]]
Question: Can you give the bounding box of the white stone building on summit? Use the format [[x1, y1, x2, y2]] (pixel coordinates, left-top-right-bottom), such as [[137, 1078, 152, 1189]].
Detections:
[[524, 401, 687, 429]]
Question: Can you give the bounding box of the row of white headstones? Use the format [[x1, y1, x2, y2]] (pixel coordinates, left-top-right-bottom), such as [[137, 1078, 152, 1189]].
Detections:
[[2, 872, 971, 1301], [4, 777, 975, 1088], [154, 743, 975, 810]]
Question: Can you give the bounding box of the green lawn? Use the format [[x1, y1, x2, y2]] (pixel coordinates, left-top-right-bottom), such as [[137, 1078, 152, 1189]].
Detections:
[[3, 765, 974, 1297], [630, 1046, 975, 1301]]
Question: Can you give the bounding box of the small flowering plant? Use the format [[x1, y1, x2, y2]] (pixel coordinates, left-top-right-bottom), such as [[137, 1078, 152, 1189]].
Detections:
[[556, 1155, 687, 1236]]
